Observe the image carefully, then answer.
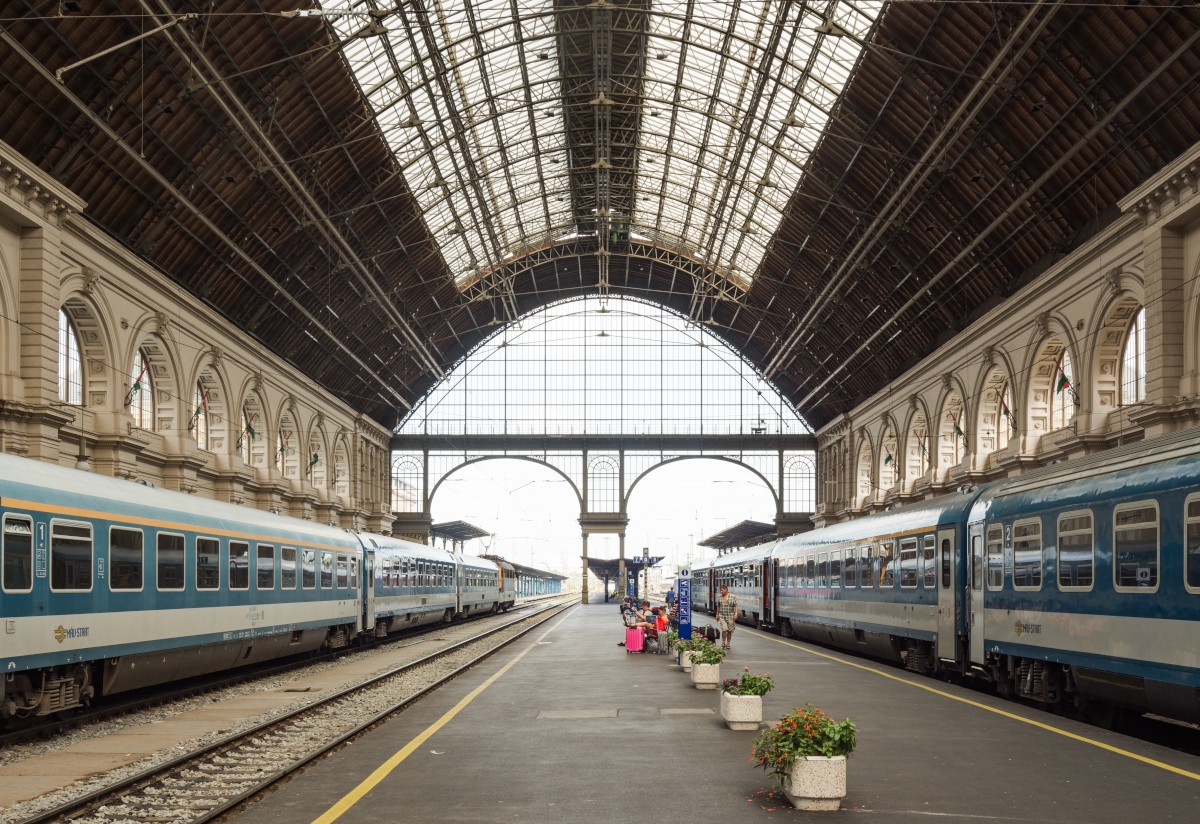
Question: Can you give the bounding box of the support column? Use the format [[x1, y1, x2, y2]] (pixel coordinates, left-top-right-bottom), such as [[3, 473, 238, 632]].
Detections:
[[581, 532, 590, 604], [618, 532, 626, 598], [1142, 225, 1185, 438]]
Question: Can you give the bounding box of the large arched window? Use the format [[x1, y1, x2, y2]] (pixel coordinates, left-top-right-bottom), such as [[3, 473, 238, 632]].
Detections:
[[128, 349, 154, 429], [190, 382, 209, 449], [58, 309, 83, 405], [1120, 307, 1146, 405]]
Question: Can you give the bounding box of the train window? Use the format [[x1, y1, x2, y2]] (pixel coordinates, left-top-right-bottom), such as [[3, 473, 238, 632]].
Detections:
[[229, 541, 249, 590], [859, 547, 872, 589], [1012, 519, 1042, 589], [879, 542, 895, 587], [829, 552, 841, 588], [336, 557, 349, 588], [50, 520, 92, 591], [401, 558, 409, 586], [2, 516, 33, 592], [922, 535, 936, 588], [1057, 511, 1093, 590], [280, 547, 297, 589], [302, 549, 316, 589], [349, 556, 358, 589], [1114, 503, 1158, 591], [971, 533, 983, 590], [818, 552, 829, 587], [941, 538, 951, 589], [256, 545, 275, 589], [899, 538, 918, 588], [844, 548, 856, 588], [156, 533, 185, 590], [321, 551, 334, 588], [986, 525, 1004, 590], [196, 537, 219, 590], [1187, 497, 1200, 592], [805, 558, 815, 588], [110, 527, 144, 591]]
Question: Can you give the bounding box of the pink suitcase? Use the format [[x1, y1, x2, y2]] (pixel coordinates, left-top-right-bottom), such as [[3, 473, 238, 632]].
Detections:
[[625, 626, 645, 653]]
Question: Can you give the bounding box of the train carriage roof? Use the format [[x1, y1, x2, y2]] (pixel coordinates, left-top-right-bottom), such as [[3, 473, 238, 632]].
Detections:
[[0, 452, 357, 550]]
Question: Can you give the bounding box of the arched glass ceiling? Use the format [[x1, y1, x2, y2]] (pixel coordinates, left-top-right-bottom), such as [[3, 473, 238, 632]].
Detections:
[[397, 296, 809, 436], [328, 0, 879, 288]]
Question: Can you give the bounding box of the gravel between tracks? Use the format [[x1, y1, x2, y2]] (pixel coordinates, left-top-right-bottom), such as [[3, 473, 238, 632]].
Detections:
[[1, 611, 547, 823]]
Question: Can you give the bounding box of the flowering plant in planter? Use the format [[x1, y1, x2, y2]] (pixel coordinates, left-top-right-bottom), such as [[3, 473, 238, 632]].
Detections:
[[750, 704, 857, 782], [690, 639, 726, 665], [720, 666, 774, 696]]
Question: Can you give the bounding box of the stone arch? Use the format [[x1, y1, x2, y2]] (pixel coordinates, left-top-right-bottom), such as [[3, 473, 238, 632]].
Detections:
[[624, 455, 781, 513], [189, 355, 231, 457], [276, 402, 302, 481], [935, 386, 967, 482], [854, 432, 873, 509], [1091, 282, 1144, 418], [238, 385, 269, 473], [58, 275, 116, 411], [427, 455, 583, 510], [975, 349, 1017, 469], [878, 419, 898, 494], [1025, 317, 1077, 441], [902, 400, 931, 490], [332, 432, 352, 501], [126, 315, 181, 433], [306, 417, 329, 493]]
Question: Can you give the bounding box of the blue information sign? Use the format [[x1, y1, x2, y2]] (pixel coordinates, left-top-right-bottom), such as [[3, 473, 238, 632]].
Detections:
[[677, 567, 692, 641]]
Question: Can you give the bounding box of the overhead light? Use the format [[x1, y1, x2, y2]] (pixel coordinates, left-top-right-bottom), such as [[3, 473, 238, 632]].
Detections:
[[60, 0, 82, 12], [537, 51, 550, 60], [221, 173, 236, 183], [155, 99, 174, 115], [589, 92, 614, 106], [400, 116, 422, 127], [597, 330, 609, 337], [782, 114, 806, 128]]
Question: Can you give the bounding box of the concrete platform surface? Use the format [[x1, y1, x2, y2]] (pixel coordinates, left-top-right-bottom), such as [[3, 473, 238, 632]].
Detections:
[[228, 602, 1200, 823]]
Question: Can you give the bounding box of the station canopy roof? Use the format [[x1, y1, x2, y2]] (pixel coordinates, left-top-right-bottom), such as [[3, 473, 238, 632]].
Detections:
[[2, 3, 1198, 429], [698, 520, 777, 551], [431, 520, 491, 543], [587, 556, 664, 578]]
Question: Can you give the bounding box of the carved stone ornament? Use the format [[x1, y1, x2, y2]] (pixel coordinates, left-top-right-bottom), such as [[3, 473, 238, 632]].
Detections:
[[942, 372, 954, 391], [154, 311, 169, 334], [1106, 268, 1122, 297], [208, 346, 222, 367], [982, 346, 995, 371], [81, 266, 99, 295], [1035, 311, 1051, 339]]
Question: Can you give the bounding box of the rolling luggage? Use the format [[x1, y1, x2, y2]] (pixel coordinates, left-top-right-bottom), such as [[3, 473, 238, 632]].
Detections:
[[625, 626, 645, 653]]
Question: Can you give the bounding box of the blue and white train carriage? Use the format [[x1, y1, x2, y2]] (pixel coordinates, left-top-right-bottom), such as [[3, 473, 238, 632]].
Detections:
[[0, 451, 518, 725], [1, 452, 363, 720], [688, 428, 1200, 725]]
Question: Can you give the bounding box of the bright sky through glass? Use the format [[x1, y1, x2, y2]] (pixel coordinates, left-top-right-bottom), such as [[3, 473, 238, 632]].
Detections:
[[329, 1, 878, 288]]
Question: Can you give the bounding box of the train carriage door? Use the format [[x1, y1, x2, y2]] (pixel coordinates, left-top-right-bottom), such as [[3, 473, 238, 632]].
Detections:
[[968, 523, 986, 665], [763, 557, 775, 628], [363, 548, 376, 633], [936, 529, 956, 660]]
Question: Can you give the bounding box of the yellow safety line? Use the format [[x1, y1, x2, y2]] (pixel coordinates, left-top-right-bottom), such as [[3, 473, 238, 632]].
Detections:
[[763, 633, 1200, 781], [311, 611, 573, 824]]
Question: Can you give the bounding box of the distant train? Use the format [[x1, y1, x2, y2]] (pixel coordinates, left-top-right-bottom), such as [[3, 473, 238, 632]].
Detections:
[[692, 428, 1200, 725], [0, 452, 515, 726]]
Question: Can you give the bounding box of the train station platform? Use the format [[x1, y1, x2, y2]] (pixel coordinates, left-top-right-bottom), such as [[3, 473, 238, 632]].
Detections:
[[233, 601, 1200, 823]]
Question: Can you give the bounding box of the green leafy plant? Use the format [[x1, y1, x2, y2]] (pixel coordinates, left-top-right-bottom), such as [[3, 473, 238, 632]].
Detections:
[[750, 704, 857, 782], [721, 666, 774, 696], [665, 630, 679, 651], [690, 639, 726, 665]]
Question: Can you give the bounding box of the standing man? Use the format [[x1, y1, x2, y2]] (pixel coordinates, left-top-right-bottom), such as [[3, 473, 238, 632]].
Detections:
[[715, 585, 738, 651]]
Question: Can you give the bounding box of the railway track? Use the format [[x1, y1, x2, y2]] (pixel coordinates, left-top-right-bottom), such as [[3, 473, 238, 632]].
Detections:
[[11, 598, 575, 824]]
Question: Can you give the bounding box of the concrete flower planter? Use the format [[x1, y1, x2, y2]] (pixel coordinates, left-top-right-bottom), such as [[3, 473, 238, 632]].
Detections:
[[718, 691, 762, 730], [782, 755, 847, 811], [690, 662, 721, 689], [680, 651, 696, 672]]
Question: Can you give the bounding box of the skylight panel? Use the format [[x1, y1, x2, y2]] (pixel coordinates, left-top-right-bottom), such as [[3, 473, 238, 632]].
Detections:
[[326, 0, 877, 293]]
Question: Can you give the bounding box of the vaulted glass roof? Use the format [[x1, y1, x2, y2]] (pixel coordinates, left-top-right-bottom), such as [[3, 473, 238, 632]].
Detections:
[[329, 0, 879, 290]]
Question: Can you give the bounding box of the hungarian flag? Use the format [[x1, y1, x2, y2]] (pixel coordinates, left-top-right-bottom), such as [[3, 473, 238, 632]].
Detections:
[[883, 446, 893, 465], [243, 411, 257, 440], [309, 452, 319, 468], [1054, 353, 1072, 395]]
